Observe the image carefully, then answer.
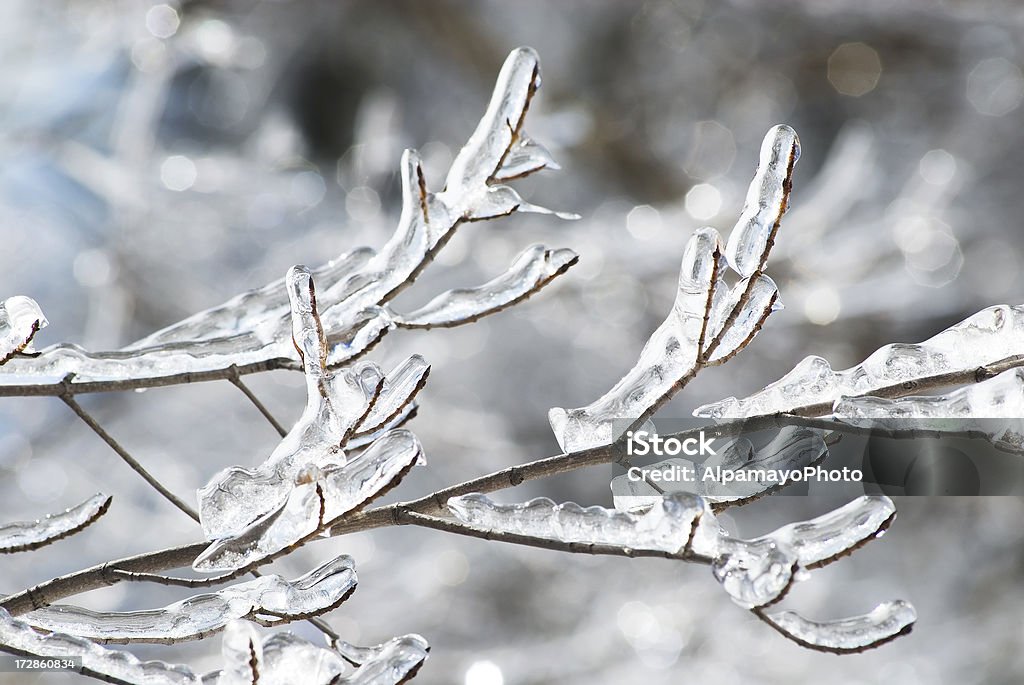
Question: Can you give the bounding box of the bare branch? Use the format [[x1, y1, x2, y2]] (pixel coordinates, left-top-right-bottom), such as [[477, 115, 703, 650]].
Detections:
[[60, 390, 200, 522]]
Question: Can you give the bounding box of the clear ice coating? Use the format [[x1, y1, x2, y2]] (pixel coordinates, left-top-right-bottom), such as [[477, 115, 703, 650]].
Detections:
[[696, 304, 1024, 419], [760, 600, 916, 653], [207, 622, 429, 685], [0, 295, 47, 365], [724, 125, 800, 278], [0, 47, 573, 389], [26, 556, 357, 644], [548, 227, 722, 452], [333, 634, 430, 684], [446, 492, 703, 553], [390, 245, 578, 329], [199, 266, 429, 542], [834, 367, 1024, 419], [0, 493, 111, 553], [752, 495, 896, 569], [195, 431, 424, 572], [705, 275, 781, 365], [711, 536, 797, 609], [0, 607, 202, 684], [834, 368, 1024, 451]]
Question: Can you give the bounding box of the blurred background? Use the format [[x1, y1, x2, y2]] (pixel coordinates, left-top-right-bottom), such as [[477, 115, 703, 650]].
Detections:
[[2, 0, 1024, 682]]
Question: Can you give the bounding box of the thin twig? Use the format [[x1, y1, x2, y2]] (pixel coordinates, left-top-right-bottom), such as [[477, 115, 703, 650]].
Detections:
[[60, 390, 200, 522], [228, 367, 288, 437]]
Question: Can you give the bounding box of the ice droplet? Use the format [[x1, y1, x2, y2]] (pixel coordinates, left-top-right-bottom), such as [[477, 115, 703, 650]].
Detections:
[[725, 125, 800, 278], [0, 296, 47, 366], [26, 556, 357, 644], [0, 493, 111, 553], [760, 600, 916, 653], [548, 227, 722, 452], [696, 304, 1024, 418]]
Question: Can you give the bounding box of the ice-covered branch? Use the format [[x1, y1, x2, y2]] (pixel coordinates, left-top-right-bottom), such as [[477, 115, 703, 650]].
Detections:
[[208, 620, 429, 685], [0, 47, 574, 396], [548, 125, 798, 452], [389, 245, 578, 329], [697, 304, 1024, 419], [0, 494, 111, 554], [755, 601, 916, 654], [24, 556, 356, 644], [0, 608, 201, 685]]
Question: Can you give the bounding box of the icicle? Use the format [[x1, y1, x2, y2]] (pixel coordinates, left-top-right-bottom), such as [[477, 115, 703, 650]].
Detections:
[[755, 496, 896, 569], [0, 608, 201, 684], [548, 227, 722, 452], [390, 245, 578, 329], [696, 304, 1024, 419], [704, 275, 781, 364], [760, 600, 916, 653], [0, 296, 46, 365], [195, 431, 424, 572], [725, 125, 800, 278], [447, 493, 703, 553], [26, 556, 357, 644], [0, 493, 111, 553]]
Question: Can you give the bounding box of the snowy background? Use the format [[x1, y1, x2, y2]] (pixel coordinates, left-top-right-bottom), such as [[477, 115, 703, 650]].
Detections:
[[3, 0, 1024, 682]]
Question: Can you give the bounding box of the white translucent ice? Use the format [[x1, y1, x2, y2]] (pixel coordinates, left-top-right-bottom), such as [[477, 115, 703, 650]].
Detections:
[[195, 430, 424, 572], [0, 493, 111, 553], [0, 47, 572, 389], [0, 296, 47, 365], [26, 556, 356, 644], [0, 607, 201, 684], [447, 492, 703, 553], [391, 245, 578, 329], [697, 304, 1024, 418], [761, 600, 916, 653], [208, 622, 429, 685], [725, 125, 800, 278], [548, 227, 722, 452], [199, 266, 427, 541]]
